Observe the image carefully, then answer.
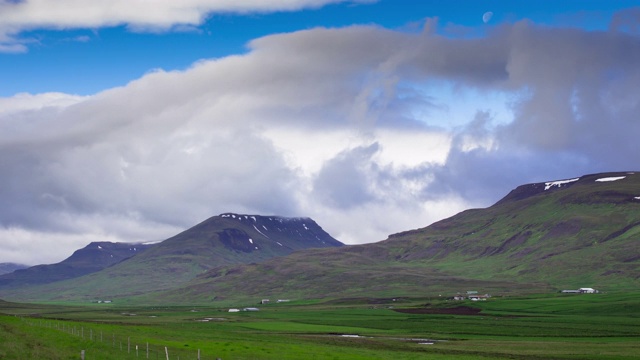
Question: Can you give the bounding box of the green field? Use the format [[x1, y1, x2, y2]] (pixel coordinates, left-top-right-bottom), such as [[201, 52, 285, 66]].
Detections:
[[1, 292, 639, 359]]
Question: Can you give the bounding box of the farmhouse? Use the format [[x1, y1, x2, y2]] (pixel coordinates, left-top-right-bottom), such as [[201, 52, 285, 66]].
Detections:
[[579, 287, 597, 293], [561, 288, 598, 294]]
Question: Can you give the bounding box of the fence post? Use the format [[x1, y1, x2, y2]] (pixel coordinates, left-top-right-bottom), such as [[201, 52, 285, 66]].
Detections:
[[165, 346, 169, 360], [147, 342, 149, 359], [80, 350, 85, 360]]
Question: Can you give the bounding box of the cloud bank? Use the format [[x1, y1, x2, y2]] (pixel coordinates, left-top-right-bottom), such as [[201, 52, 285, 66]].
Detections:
[[1, 13, 640, 264], [0, 0, 370, 52]]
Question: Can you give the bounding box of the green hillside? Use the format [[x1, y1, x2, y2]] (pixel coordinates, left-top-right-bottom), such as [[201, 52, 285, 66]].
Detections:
[[166, 172, 640, 303], [0, 214, 342, 302], [4, 172, 639, 305]]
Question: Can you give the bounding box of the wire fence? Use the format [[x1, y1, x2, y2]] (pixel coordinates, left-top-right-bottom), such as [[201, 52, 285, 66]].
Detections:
[[20, 316, 223, 360]]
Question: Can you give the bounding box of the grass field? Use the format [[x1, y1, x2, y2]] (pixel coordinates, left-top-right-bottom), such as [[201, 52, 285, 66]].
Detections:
[[1, 292, 639, 359]]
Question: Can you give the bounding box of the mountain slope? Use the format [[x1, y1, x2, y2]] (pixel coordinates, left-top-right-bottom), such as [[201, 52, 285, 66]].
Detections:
[[0, 213, 342, 301], [0, 263, 28, 276], [166, 172, 640, 302], [0, 242, 152, 288]]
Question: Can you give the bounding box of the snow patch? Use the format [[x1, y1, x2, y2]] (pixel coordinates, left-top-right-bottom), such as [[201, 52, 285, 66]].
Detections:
[[276, 242, 283, 246], [250, 216, 257, 222], [303, 224, 309, 230], [544, 178, 579, 190], [596, 176, 626, 182], [249, 238, 253, 244], [634, 197, 640, 200], [253, 225, 270, 239], [97, 245, 102, 249], [142, 240, 162, 245]]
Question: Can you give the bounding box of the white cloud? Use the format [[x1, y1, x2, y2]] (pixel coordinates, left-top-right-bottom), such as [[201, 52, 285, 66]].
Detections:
[[0, 92, 86, 117], [2, 16, 640, 264], [0, 0, 371, 51]]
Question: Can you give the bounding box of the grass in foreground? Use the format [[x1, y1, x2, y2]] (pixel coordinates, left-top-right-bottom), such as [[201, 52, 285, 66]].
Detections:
[[1, 292, 639, 359]]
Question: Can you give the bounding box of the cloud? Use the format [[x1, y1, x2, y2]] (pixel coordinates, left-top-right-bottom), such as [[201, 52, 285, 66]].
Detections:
[[0, 0, 372, 52], [2, 14, 640, 264]]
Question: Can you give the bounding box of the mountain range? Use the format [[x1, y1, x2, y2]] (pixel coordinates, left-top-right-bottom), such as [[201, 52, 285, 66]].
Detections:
[[0, 213, 342, 301], [1, 172, 638, 304]]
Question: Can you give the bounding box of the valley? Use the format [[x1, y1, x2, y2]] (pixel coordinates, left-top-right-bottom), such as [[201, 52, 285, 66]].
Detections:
[[0, 172, 639, 359], [1, 292, 639, 359]]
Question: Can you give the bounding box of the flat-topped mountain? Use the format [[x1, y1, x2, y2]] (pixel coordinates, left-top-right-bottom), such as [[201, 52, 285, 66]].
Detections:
[[0, 213, 342, 301]]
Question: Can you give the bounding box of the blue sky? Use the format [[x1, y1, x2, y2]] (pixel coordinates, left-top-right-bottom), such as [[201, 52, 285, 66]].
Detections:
[[2, 0, 636, 96], [1, 0, 639, 264]]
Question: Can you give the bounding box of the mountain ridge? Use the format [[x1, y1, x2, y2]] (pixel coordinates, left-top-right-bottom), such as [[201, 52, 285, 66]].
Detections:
[[160, 171, 640, 303], [2, 172, 638, 304], [0, 241, 152, 288], [0, 213, 342, 301]]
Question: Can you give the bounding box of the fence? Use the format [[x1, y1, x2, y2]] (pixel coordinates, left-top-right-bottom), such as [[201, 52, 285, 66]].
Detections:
[[20, 316, 223, 360]]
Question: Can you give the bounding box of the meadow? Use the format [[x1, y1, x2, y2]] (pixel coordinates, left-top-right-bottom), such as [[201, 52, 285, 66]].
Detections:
[[1, 292, 639, 359]]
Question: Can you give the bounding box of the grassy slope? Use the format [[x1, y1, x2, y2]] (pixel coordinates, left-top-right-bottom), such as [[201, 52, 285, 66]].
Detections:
[[385, 172, 640, 289], [165, 172, 640, 303]]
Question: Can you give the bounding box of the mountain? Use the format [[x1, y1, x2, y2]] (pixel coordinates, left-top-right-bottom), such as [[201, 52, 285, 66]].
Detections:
[[164, 172, 640, 303], [0, 263, 28, 276], [0, 213, 342, 301], [5, 172, 639, 304], [0, 242, 152, 288]]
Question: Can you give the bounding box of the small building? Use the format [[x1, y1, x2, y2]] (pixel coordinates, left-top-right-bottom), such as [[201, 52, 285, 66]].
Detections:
[[243, 307, 260, 312], [579, 288, 597, 294], [561, 288, 598, 294], [468, 294, 491, 301], [228, 309, 240, 313], [261, 299, 270, 304], [277, 299, 290, 303], [453, 295, 466, 301]]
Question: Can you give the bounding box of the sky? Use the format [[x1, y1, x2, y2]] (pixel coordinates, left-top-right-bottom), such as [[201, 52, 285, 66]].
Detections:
[[1, 0, 640, 265]]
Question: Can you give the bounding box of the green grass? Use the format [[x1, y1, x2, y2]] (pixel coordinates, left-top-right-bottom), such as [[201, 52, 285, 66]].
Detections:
[[1, 292, 639, 359]]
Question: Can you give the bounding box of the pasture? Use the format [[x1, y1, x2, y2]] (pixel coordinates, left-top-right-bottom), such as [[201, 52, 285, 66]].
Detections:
[[1, 292, 639, 359]]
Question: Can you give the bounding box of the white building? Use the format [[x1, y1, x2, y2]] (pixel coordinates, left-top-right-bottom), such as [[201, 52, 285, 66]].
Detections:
[[579, 288, 597, 293]]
